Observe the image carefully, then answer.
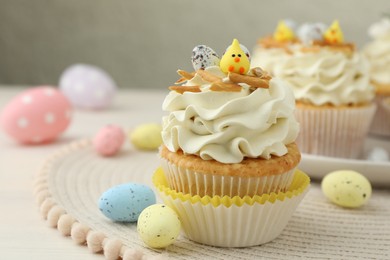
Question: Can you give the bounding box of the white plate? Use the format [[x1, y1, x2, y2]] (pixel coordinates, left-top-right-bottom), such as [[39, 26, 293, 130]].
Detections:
[[299, 135, 390, 187]]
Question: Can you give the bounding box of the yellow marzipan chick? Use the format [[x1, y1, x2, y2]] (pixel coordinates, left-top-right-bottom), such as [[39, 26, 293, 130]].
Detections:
[[323, 20, 344, 44], [273, 20, 295, 42], [219, 39, 250, 75]]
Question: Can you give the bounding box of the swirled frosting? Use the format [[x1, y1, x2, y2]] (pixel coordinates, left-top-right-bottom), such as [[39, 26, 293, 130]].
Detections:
[[162, 67, 299, 164], [363, 18, 390, 85], [252, 46, 374, 106], [276, 47, 373, 106]]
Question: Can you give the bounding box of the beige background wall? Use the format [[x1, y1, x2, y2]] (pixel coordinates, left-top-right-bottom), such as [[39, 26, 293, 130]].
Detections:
[[0, 0, 389, 89]]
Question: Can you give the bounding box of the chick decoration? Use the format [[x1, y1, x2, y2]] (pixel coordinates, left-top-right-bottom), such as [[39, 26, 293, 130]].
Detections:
[[273, 20, 295, 42], [219, 39, 250, 75], [324, 20, 344, 44]]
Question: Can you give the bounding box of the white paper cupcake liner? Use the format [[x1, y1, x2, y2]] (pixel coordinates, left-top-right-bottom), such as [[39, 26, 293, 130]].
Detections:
[[160, 157, 295, 197], [295, 103, 376, 159], [369, 95, 390, 137], [153, 167, 310, 247]]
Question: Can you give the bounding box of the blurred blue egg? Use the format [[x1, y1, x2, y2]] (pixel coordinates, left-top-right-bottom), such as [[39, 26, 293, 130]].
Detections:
[[297, 23, 327, 45], [99, 183, 156, 222]]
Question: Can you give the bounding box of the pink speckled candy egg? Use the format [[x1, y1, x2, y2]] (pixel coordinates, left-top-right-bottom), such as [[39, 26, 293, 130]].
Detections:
[[0, 86, 72, 144], [59, 64, 117, 109], [93, 125, 125, 156]]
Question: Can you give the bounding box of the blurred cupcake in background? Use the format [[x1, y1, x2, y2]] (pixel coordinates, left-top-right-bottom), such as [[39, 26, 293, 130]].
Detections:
[[252, 20, 376, 159], [363, 16, 390, 137]]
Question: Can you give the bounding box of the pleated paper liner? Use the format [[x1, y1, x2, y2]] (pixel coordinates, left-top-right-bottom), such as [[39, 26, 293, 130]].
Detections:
[[160, 157, 296, 198], [370, 95, 390, 136], [295, 103, 376, 159], [153, 167, 310, 247]]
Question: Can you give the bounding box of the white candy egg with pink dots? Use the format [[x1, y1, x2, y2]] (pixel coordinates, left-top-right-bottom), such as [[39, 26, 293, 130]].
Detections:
[[0, 86, 72, 144], [93, 125, 125, 156]]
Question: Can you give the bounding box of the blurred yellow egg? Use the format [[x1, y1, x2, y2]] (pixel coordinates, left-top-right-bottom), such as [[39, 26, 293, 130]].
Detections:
[[321, 170, 372, 208], [137, 204, 181, 248], [129, 123, 162, 150]]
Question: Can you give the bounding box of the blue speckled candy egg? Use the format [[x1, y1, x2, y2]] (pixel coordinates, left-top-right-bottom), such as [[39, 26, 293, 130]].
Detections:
[[191, 45, 220, 70], [99, 183, 156, 222], [297, 23, 327, 45]]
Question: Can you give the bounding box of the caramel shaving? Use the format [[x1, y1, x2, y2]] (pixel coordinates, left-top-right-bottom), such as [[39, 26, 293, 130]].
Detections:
[[250, 67, 272, 80], [196, 69, 222, 82], [229, 72, 269, 89], [210, 82, 242, 92], [169, 85, 201, 94], [177, 70, 195, 80]]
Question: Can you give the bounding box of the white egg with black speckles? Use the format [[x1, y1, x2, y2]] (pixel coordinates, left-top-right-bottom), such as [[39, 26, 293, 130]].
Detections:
[[297, 23, 327, 45], [137, 204, 181, 248], [321, 170, 372, 208], [99, 183, 156, 222], [191, 45, 220, 70], [225, 43, 251, 61]]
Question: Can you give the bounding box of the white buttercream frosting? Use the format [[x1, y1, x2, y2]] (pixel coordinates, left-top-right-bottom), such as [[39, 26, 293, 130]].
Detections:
[[252, 45, 374, 106], [363, 18, 390, 85], [162, 67, 299, 163]]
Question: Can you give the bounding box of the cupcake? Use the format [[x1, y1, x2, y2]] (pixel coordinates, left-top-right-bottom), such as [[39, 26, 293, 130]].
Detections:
[[156, 39, 310, 247], [363, 17, 390, 137], [252, 20, 376, 159], [160, 39, 301, 197]]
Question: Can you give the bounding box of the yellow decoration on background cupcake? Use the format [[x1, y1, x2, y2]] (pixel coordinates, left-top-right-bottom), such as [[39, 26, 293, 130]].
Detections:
[[273, 20, 295, 42], [219, 39, 250, 74], [324, 20, 344, 44]]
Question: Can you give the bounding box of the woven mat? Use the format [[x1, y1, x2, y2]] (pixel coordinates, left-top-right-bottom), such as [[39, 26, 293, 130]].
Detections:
[[33, 140, 390, 259]]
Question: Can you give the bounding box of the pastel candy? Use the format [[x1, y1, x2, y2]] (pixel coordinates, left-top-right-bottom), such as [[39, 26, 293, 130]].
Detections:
[[137, 204, 181, 248], [191, 45, 220, 70], [321, 170, 372, 208], [129, 123, 162, 150], [93, 125, 125, 156], [297, 23, 327, 45], [99, 183, 156, 222]]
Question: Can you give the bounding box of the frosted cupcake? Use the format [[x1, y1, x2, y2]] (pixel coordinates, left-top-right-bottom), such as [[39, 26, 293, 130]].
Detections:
[[252, 20, 376, 159], [160, 39, 301, 197], [363, 17, 390, 137]]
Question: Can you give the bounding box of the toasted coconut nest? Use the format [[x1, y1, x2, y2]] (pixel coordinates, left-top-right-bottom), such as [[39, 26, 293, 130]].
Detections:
[[229, 72, 270, 89], [258, 36, 299, 54], [210, 82, 242, 92]]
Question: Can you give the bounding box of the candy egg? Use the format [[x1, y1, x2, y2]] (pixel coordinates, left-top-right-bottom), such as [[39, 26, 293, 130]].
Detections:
[[321, 170, 372, 208], [191, 45, 220, 70], [129, 123, 162, 150], [0, 86, 72, 144], [297, 23, 327, 45], [99, 183, 156, 222], [93, 125, 125, 156], [59, 64, 117, 109], [137, 204, 181, 248]]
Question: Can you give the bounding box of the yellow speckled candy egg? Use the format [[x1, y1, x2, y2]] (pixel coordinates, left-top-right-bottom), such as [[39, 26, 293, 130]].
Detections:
[[321, 170, 372, 208], [129, 123, 162, 150], [137, 204, 181, 248]]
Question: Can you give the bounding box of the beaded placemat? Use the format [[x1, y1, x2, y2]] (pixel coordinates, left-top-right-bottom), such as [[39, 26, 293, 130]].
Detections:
[[33, 140, 390, 259]]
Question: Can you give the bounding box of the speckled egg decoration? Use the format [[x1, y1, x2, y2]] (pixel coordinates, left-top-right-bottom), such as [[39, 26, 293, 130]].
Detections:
[[321, 170, 372, 208], [93, 125, 125, 156], [59, 64, 117, 109], [137, 204, 181, 248], [297, 23, 327, 45], [191, 45, 220, 70], [225, 43, 251, 61], [129, 123, 162, 150], [0, 86, 72, 144], [99, 183, 156, 222]]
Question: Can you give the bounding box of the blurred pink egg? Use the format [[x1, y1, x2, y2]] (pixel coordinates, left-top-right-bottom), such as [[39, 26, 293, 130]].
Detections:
[[59, 64, 117, 109], [93, 125, 125, 156], [0, 86, 72, 144]]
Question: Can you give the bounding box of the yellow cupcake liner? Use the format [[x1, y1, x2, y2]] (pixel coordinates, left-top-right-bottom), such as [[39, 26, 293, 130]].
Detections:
[[153, 167, 310, 247], [153, 167, 310, 207]]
